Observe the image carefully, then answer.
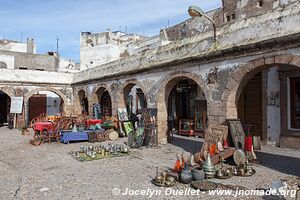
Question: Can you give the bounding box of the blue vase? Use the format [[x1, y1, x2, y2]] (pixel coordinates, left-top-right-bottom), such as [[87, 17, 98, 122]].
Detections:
[[179, 164, 193, 184]]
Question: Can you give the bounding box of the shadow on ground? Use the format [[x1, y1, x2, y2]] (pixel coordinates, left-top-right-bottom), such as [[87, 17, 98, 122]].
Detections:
[[256, 151, 300, 177], [170, 135, 203, 154]]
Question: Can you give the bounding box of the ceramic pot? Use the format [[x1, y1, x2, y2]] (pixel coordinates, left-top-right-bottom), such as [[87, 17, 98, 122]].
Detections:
[[192, 169, 205, 181], [179, 164, 193, 184]]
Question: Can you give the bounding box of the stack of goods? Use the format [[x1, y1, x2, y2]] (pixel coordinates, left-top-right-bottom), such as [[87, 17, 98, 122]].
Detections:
[[70, 143, 129, 162]]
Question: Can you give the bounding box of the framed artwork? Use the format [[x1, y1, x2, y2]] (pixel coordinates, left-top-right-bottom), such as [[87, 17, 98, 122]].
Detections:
[[142, 108, 157, 125], [227, 119, 245, 149], [118, 108, 129, 121], [200, 124, 228, 158], [122, 121, 134, 136]]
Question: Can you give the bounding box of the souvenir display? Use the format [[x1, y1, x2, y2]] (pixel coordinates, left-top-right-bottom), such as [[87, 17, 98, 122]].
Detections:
[[232, 157, 255, 177], [187, 153, 196, 166], [71, 144, 130, 162], [152, 168, 176, 187], [202, 154, 216, 179], [215, 154, 233, 179], [173, 154, 181, 173], [198, 124, 228, 160], [217, 141, 224, 152], [108, 130, 119, 141], [227, 119, 245, 149], [223, 139, 229, 149], [233, 149, 246, 166], [192, 168, 205, 181], [179, 164, 193, 184]]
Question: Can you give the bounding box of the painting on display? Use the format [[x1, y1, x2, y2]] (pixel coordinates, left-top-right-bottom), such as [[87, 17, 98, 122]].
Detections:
[[117, 108, 129, 121], [122, 121, 134, 136], [227, 119, 245, 150], [141, 108, 157, 125], [200, 124, 228, 157]]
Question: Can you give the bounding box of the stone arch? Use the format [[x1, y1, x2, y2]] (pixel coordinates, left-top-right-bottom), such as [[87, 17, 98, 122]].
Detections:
[[24, 88, 68, 113], [92, 84, 113, 103], [91, 84, 114, 117], [156, 71, 207, 142], [221, 54, 300, 119], [0, 86, 14, 98], [117, 79, 148, 109], [24, 87, 68, 124], [24, 88, 68, 104]]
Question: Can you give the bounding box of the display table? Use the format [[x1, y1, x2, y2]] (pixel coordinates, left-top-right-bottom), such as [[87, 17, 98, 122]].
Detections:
[[86, 119, 103, 128], [33, 121, 53, 132], [60, 131, 90, 144]]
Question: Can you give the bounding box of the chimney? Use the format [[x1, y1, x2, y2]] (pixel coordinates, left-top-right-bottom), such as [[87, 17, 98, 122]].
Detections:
[[27, 38, 34, 54]]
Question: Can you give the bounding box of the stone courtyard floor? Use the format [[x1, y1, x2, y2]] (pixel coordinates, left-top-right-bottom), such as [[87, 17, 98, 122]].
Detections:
[[0, 127, 299, 200]]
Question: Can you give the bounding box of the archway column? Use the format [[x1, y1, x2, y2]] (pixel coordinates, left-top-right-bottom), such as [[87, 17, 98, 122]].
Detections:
[[206, 100, 227, 124]]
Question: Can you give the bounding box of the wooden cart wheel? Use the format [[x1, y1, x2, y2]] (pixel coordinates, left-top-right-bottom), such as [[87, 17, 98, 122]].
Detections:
[[30, 117, 40, 128]]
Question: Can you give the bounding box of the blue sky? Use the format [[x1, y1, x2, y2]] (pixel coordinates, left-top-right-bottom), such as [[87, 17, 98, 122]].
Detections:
[[0, 0, 221, 62]]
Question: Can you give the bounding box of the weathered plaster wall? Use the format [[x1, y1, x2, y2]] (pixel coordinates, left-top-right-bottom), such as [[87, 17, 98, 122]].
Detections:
[[73, 2, 300, 84], [0, 54, 14, 69], [0, 69, 73, 84], [0, 50, 58, 70]]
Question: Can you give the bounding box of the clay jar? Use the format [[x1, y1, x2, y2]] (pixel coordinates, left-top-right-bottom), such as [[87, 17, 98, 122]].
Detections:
[[179, 164, 193, 184], [192, 168, 205, 181]]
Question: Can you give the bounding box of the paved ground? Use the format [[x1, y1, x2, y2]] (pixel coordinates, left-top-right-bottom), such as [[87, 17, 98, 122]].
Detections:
[[0, 127, 299, 200]]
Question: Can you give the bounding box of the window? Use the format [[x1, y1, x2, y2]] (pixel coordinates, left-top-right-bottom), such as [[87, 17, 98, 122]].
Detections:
[[231, 14, 235, 20], [258, 0, 263, 7], [226, 15, 231, 22], [19, 67, 28, 70], [290, 77, 300, 129], [0, 61, 7, 69]]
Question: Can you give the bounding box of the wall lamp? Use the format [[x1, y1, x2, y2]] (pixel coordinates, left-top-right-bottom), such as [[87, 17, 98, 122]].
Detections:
[[188, 5, 217, 42]]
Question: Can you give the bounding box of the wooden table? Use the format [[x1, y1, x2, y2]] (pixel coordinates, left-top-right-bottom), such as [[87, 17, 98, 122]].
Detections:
[[33, 121, 53, 132], [86, 119, 103, 128]]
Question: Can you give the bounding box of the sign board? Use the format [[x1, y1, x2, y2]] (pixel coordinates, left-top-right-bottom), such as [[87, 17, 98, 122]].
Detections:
[[117, 108, 129, 121], [10, 97, 23, 114]]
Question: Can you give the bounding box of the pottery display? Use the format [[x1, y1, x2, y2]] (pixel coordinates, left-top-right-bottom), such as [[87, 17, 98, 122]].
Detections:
[[179, 164, 193, 184], [192, 169, 205, 181]]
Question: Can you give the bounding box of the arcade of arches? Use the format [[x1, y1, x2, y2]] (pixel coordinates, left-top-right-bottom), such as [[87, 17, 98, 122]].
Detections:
[[1, 54, 300, 149]]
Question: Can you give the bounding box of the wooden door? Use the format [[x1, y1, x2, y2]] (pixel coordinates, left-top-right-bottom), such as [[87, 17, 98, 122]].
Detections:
[[238, 73, 263, 138], [29, 94, 46, 122]]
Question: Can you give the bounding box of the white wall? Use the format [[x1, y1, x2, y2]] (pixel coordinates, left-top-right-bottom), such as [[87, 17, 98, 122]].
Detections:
[[0, 55, 14, 69], [267, 66, 281, 145]]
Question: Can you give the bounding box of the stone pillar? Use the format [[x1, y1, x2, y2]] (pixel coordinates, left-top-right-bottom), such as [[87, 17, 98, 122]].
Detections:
[[207, 100, 227, 125], [156, 98, 168, 144]]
